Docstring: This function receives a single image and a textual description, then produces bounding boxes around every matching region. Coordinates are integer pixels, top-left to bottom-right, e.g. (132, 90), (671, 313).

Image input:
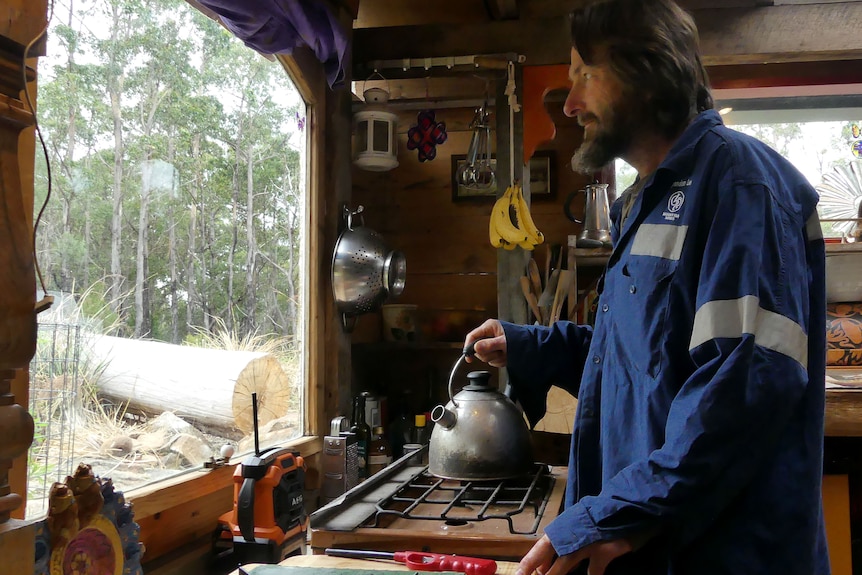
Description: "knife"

(325, 548), (498, 575)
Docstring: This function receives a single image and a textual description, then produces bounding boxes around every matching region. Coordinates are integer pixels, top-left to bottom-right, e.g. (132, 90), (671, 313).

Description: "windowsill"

(129, 434), (321, 507)
(129, 434), (322, 564)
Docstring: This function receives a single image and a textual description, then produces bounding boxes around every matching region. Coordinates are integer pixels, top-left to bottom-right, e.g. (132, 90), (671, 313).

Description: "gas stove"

(310, 446), (567, 560)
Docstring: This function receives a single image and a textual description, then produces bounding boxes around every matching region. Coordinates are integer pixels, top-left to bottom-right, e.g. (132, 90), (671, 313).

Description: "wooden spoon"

(520, 276), (543, 324)
(527, 258), (543, 297)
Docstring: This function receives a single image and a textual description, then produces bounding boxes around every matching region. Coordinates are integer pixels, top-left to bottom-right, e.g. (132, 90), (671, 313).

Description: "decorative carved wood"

(522, 65), (569, 164)
(0, 44), (37, 524)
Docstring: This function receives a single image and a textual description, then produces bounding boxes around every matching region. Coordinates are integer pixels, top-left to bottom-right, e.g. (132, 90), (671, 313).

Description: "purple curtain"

(197, 0), (349, 88)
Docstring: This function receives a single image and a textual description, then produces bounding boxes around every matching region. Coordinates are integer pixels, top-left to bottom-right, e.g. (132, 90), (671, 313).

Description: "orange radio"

(214, 394), (307, 565)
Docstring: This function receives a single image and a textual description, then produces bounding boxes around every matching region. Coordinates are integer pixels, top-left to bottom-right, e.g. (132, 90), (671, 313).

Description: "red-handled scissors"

(325, 548), (498, 575)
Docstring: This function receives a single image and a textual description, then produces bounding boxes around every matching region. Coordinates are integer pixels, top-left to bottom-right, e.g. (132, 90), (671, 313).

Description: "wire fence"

(27, 322), (81, 517)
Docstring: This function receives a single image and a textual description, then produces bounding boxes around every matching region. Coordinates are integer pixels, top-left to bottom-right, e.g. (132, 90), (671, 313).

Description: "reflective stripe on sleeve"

(689, 295), (808, 368)
(805, 211), (823, 241)
(630, 224), (688, 260)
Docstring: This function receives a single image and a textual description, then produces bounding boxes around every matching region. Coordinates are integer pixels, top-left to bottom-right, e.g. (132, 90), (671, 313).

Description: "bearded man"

(465, 1), (829, 574)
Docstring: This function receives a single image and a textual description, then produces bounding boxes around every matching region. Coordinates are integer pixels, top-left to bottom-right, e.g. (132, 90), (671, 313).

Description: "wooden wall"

(348, 91), (600, 416)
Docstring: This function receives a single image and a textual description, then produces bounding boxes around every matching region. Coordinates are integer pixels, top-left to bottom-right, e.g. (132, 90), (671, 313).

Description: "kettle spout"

(431, 404), (457, 430)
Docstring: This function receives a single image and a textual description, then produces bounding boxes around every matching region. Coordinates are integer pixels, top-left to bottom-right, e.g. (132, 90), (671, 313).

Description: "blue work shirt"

(504, 110), (829, 574)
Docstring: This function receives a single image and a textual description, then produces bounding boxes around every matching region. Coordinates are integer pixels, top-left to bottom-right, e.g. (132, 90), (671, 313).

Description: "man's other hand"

(516, 535), (634, 575)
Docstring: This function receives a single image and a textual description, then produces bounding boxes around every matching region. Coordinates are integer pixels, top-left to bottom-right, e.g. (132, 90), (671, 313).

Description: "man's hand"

(465, 319), (508, 367)
(516, 535), (634, 575)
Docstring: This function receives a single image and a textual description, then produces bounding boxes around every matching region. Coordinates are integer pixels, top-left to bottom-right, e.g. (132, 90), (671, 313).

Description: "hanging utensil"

(456, 104), (496, 191)
(331, 204), (406, 331)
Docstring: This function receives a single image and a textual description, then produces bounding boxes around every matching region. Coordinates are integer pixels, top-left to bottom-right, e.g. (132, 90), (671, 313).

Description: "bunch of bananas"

(489, 184), (545, 250)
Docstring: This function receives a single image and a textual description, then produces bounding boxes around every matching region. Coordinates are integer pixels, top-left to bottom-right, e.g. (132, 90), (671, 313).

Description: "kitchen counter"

(233, 554), (521, 574)
(825, 369), (862, 436)
(826, 388), (862, 436)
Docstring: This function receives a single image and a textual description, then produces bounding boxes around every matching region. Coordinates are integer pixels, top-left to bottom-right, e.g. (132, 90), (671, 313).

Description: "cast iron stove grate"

(368, 463), (554, 535)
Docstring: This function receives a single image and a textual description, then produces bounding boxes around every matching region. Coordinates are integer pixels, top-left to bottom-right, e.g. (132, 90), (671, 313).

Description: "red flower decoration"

(406, 110), (448, 162)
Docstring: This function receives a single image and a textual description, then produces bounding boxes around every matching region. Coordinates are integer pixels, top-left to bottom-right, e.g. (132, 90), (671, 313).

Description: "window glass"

(373, 119), (390, 152)
(28, 0), (307, 517)
(728, 119), (862, 238)
(614, 111), (862, 238)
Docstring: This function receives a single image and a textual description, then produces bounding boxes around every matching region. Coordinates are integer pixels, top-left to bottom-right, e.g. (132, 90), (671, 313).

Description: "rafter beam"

(353, 2), (862, 72)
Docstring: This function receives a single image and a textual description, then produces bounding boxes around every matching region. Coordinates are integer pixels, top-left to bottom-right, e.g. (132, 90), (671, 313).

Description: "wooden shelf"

(352, 341), (465, 352)
(826, 242), (862, 255)
(571, 247), (612, 267)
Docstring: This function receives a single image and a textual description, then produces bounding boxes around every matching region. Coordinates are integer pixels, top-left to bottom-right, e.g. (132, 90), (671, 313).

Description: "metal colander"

(332, 205), (406, 329)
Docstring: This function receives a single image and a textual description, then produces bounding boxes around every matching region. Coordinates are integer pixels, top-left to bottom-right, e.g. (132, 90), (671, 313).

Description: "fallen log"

(88, 335), (292, 434)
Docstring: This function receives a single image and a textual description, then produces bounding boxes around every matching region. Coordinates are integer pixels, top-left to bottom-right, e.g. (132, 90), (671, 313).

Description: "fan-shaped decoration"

(816, 160), (862, 236)
(406, 110), (447, 162)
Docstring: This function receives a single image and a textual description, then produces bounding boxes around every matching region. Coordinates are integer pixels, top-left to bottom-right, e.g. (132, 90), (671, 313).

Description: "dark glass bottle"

(389, 396), (414, 458)
(367, 426), (392, 476)
(350, 394), (372, 480)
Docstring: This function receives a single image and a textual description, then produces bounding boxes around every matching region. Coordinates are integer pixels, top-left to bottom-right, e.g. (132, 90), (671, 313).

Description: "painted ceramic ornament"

(34, 464), (144, 575)
(406, 110), (448, 162)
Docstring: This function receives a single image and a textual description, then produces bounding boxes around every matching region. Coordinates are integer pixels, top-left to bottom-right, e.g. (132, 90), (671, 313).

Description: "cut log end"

(232, 354), (292, 433)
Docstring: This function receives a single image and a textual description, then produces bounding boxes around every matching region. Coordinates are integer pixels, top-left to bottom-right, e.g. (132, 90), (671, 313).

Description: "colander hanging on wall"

(331, 204), (406, 331)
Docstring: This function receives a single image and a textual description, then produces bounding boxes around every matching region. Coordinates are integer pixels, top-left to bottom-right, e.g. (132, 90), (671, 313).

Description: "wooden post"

(0, 7), (46, 553)
(495, 66), (528, 326)
(0, 93), (37, 524)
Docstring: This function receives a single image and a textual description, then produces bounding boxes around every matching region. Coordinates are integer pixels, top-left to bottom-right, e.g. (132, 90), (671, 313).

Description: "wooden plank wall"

(348, 89), (599, 411)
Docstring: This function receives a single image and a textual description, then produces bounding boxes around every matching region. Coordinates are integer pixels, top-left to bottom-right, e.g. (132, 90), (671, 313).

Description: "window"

(28, 0), (310, 517)
(717, 98), (862, 237)
(613, 98), (862, 238)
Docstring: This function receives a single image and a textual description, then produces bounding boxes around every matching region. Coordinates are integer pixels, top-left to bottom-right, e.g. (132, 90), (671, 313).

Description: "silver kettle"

(564, 182), (613, 248)
(429, 348), (534, 481)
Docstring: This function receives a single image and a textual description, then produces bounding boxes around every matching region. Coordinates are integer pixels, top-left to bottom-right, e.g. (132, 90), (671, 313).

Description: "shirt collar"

(653, 109), (723, 178)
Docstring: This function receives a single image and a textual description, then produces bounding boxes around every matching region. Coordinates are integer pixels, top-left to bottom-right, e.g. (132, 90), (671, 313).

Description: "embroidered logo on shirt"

(668, 191), (685, 212)
(663, 190), (685, 221)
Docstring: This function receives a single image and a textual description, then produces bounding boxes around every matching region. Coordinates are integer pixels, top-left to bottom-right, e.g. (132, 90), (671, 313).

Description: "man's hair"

(570, 0), (714, 138)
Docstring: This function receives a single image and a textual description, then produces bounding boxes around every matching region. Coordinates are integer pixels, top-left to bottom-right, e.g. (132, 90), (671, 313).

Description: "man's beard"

(570, 99), (636, 175)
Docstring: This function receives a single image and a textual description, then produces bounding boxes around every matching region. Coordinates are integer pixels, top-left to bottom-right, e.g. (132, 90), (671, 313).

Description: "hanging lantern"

(353, 87), (399, 172)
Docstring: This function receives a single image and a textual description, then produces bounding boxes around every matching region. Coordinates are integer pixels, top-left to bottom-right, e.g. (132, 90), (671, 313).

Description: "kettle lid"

(462, 370), (494, 391)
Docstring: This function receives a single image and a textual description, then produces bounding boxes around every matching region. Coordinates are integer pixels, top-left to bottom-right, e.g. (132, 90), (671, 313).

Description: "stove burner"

(441, 518), (473, 532)
(367, 463), (554, 535)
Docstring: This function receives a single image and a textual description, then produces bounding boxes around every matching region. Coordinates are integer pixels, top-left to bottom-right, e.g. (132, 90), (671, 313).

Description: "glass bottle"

(410, 414), (429, 465)
(367, 426), (392, 476)
(350, 395), (371, 480)
(389, 397), (414, 458)
(413, 413), (429, 445)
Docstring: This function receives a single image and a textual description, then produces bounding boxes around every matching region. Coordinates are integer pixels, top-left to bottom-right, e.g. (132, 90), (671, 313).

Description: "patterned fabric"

(827, 302), (862, 365)
(503, 110), (828, 575)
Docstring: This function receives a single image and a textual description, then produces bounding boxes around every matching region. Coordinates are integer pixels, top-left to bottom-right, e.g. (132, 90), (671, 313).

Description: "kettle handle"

(564, 189), (583, 224)
(447, 341), (477, 407)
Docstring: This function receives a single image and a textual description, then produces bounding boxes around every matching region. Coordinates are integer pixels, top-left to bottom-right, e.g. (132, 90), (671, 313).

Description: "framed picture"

(451, 150), (556, 202)
(528, 150), (556, 199)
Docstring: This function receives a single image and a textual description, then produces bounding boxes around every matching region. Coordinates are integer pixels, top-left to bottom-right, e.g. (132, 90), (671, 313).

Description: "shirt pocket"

(614, 257), (678, 378)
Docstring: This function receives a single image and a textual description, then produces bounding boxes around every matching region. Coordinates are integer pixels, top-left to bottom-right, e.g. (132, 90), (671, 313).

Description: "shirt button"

(630, 285), (637, 294)
(592, 355), (600, 364)
(601, 303), (609, 312)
